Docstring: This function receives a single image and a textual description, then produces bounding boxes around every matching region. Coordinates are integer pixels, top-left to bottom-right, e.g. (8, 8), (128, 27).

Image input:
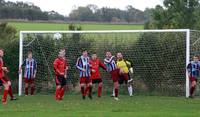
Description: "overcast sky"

(6, 0), (163, 16)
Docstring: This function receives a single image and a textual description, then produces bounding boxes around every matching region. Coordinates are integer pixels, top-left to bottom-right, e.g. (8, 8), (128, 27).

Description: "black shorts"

(55, 76), (66, 87)
(0, 80), (2, 86)
(118, 73), (131, 84)
(92, 79), (102, 84)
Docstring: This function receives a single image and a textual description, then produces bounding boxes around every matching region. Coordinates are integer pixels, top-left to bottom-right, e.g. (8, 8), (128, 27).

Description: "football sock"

(8, 86), (14, 98)
(25, 87), (28, 95)
(2, 90), (8, 103)
(128, 86), (133, 96)
(31, 86), (35, 95)
(114, 88), (118, 97)
(81, 86), (85, 96)
(98, 86), (102, 97)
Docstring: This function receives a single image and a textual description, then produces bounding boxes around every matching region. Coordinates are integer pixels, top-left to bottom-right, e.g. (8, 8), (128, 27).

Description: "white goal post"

(18, 29), (191, 97)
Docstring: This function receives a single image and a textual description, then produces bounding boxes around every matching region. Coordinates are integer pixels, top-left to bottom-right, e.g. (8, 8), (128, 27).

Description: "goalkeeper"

(115, 52), (134, 97)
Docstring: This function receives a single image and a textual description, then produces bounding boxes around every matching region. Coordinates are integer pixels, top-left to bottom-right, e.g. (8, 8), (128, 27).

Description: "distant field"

(8, 22), (144, 31)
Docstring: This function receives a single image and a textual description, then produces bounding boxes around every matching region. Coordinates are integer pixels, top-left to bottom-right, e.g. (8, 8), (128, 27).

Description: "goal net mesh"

(20, 31), (189, 96)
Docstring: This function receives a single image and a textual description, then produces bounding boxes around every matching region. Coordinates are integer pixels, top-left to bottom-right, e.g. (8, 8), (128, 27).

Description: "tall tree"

(146, 0), (200, 29)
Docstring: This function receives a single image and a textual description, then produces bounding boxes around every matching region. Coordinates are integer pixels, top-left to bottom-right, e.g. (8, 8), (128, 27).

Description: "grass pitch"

(0, 94), (199, 117)
(8, 22), (144, 31)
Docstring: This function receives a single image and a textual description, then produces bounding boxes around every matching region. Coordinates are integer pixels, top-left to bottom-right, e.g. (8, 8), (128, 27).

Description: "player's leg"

(111, 75), (123, 97)
(111, 69), (119, 100)
(30, 79), (35, 95)
(97, 79), (103, 97)
(86, 81), (93, 99)
(55, 76), (62, 101)
(7, 81), (16, 100)
(24, 78), (29, 96)
(127, 84), (133, 97)
(80, 77), (86, 99)
(60, 78), (67, 100)
(84, 78), (92, 99)
(0, 80), (2, 92)
(124, 73), (133, 97)
(189, 78), (197, 98)
(1, 79), (9, 104)
(113, 81), (119, 100)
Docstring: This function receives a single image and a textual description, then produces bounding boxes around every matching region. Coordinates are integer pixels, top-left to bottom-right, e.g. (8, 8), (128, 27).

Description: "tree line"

(0, 0), (65, 20)
(0, 0), (151, 23)
(69, 5), (149, 23)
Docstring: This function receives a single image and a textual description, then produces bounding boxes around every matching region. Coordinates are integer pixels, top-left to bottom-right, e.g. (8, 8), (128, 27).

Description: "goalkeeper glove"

(129, 67), (133, 74)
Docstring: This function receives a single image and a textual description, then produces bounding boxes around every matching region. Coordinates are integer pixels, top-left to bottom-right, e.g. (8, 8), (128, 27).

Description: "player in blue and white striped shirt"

(104, 51), (120, 101)
(76, 50), (92, 99)
(19, 51), (37, 96)
(187, 55), (200, 98)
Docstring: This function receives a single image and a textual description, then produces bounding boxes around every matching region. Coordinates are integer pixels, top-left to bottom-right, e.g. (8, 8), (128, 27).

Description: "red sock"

(98, 86), (102, 97)
(25, 87), (28, 95)
(31, 87), (35, 95)
(84, 87), (90, 96)
(81, 87), (85, 96)
(89, 86), (92, 95)
(115, 88), (118, 97)
(190, 86), (196, 96)
(8, 86), (14, 98)
(2, 90), (8, 103)
(60, 88), (65, 98)
(55, 88), (61, 100)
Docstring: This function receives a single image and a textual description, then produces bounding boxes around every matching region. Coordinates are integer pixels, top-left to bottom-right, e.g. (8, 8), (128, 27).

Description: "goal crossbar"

(20, 29), (190, 34)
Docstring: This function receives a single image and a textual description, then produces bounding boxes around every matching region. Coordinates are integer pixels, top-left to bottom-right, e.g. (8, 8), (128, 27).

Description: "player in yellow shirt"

(116, 52), (133, 96)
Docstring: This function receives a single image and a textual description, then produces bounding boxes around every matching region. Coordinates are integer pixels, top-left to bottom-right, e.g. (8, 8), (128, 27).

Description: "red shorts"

(80, 77), (92, 84)
(189, 77), (197, 82)
(110, 69), (120, 82)
(24, 78), (35, 84)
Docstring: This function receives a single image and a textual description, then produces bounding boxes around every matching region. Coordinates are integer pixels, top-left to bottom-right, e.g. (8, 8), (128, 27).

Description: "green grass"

(0, 94), (199, 117)
(8, 22), (144, 31)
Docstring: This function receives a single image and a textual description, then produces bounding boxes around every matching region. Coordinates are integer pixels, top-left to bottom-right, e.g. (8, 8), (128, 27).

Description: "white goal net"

(18, 30), (191, 97)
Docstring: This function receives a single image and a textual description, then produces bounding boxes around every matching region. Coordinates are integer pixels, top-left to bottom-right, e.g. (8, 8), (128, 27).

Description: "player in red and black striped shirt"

(53, 49), (69, 101)
(89, 52), (106, 97)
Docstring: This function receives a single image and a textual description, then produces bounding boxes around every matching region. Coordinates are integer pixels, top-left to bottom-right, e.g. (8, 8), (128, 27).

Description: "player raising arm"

(0, 49), (10, 104)
(187, 55), (200, 98)
(53, 49), (68, 101)
(19, 51), (37, 96)
(89, 52), (106, 97)
(116, 52), (133, 97)
(104, 51), (120, 101)
(76, 50), (92, 100)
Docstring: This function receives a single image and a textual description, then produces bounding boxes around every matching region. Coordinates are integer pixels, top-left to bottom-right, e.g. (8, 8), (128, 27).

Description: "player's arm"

(33, 60), (37, 78)
(0, 62), (4, 71)
(126, 60), (134, 74)
(99, 60), (107, 71)
(19, 60), (26, 73)
(89, 60), (95, 72)
(76, 58), (85, 72)
(64, 60), (69, 78)
(187, 62), (192, 77)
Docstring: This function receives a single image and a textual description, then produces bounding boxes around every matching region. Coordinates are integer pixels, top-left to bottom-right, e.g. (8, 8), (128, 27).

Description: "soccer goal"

(19, 29), (192, 97)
